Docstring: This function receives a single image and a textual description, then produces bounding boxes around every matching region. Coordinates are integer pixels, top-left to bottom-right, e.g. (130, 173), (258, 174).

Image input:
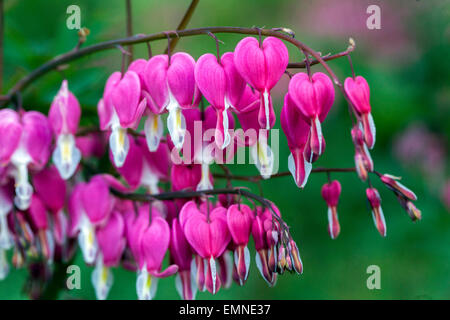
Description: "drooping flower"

(0, 110), (52, 210)
(234, 36), (289, 129)
(379, 173), (417, 201)
(48, 80), (82, 179)
(280, 93), (312, 188)
(92, 211), (126, 300)
(32, 165), (67, 245)
(351, 125), (373, 181)
(251, 207), (276, 286)
(321, 180), (342, 239)
(183, 203), (231, 294)
(131, 205), (178, 300)
(288, 72), (335, 156)
(28, 194), (54, 260)
(98, 70), (146, 167)
(169, 218), (197, 300)
(344, 76), (376, 149)
(366, 188), (386, 237)
(226, 204), (254, 285)
(143, 53), (200, 150)
(68, 175), (115, 264)
(195, 52), (246, 149)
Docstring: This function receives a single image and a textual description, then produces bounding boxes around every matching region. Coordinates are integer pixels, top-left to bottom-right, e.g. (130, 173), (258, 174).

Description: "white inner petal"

(77, 214), (98, 264)
(91, 255), (113, 300)
(53, 134), (81, 180)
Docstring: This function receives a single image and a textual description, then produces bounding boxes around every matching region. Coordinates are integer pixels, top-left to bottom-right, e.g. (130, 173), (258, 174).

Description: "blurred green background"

(1, 0), (449, 299)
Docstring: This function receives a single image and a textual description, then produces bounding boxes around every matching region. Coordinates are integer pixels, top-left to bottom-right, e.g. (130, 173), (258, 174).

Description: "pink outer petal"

(137, 138), (170, 181)
(184, 206), (230, 259)
(344, 76), (371, 114)
(48, 80), (81, 135)
(288, 72), (334, 121)
(96, 211), (126, 267)
(111, 135), (143, 190)
(171, 164), (202, 192)
(234, 37), (267, 91)
(29, 194), (48, 230)
(68, 183), (85, 237)
(128, 58), (148, 91)
(178, 200), (203, 229)
(143, 54), (169, 112)
(261, 37), (289, 89)
(167, 52), (197, 108)
(0, 109), (22, 165)
(150, 264), (178, 278)
(169, 218), (193, 271)
(221, 52), (246, 107)
(234, 86), (259, 114)
(110, 71), (143, 128)
(321, 180), (342, 207)
(195, 53), (227, 109)
(141, 215), (171, 272)
(226, 204), (254, 245)
(99, 72), (122, 130)
(22, 111), (52, 169)
(81, 175), (113, 225)
(280, 93), (310, 149)
(32, 165), (66, 213)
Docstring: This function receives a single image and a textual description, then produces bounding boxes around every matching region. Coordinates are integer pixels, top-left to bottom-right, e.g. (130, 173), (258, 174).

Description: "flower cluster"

(0, 34), (421, 300)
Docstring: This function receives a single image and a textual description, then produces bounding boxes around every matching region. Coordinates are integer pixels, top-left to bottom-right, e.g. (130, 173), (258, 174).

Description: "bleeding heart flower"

(226, 204), (254, 285)
(351, 125), (374, 181)
(98, 70), (146, 167)
(48, 80), (82, 179)
(143, 53), (200, 150)
(68, 175), (114, 264)
(136, 210), (178, 300)
(251, 208), (276, 286)
(366, 188), (386, 237)
(92, 211), (126, 300)
(288, 72), (334, 156)
(344, 76), (376, 149)
(183, 205), (230, 294)
(321, 180), (342, 239)
(32, 165), (67, 245)
(28, 194), (54, 260)
(169, 218), (197, 300)
(0, 110), (52, 211)
(234, 36), (289, 130)
(195, 52), (245, 149)
(281, 93), (312, 188)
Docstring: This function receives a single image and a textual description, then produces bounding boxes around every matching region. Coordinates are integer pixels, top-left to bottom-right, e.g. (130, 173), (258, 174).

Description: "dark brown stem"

(0, 26), (354, 106)
(125, 0), (133, 65)
(165, 0), (200, 54)
(110, 186), (283, 223)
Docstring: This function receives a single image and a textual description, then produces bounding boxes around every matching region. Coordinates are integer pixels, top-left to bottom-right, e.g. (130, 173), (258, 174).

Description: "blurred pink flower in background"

(393, 123), (446, 179)
(442, 181), (450, 212)
(289, 0), (421, 62)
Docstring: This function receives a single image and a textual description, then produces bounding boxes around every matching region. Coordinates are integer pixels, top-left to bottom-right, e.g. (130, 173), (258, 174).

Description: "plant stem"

(0, 26), (354, 106)
(125, 0), (133, 65)
(165, 0), (200, 54)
